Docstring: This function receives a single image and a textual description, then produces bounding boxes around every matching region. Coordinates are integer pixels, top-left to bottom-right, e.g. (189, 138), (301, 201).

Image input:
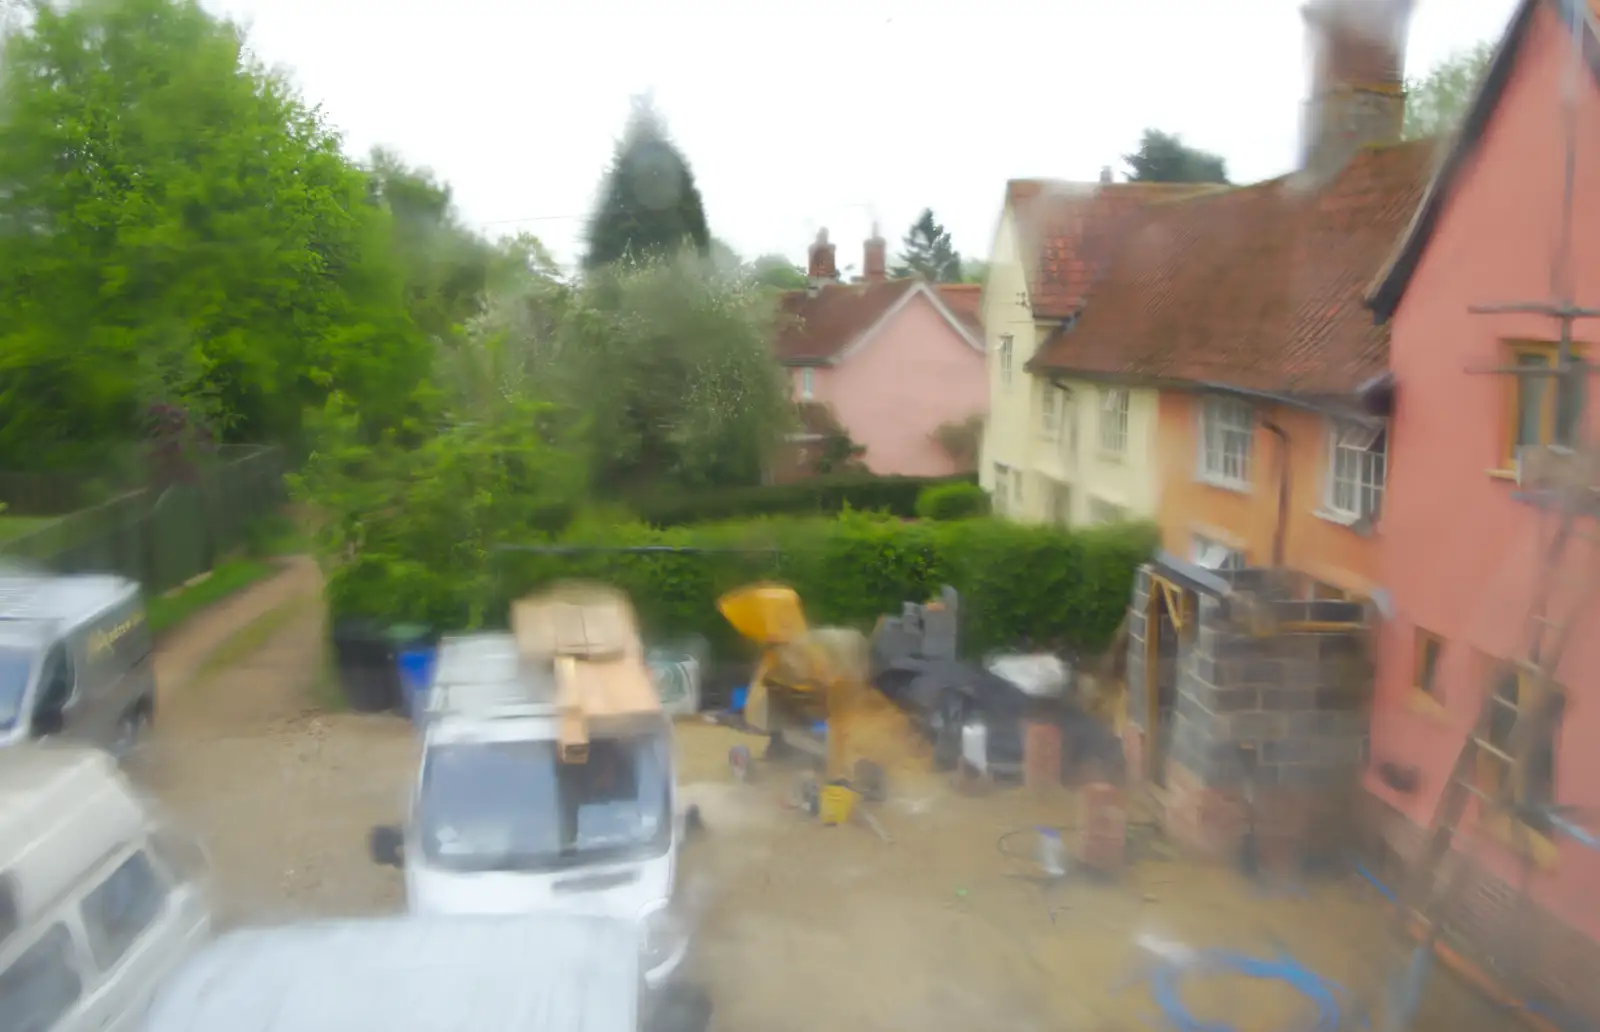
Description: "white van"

(368, 632), (693, 990)
(1, 744), (210, 1032)
(138, 913), (710, 1032)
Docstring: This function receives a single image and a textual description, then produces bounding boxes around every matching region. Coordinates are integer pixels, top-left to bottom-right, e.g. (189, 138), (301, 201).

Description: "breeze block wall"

(1125, 565), (1373, 866)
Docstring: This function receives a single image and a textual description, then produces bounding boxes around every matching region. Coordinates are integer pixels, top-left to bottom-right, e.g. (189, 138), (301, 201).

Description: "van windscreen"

(417, 732), (671, 873)
(0, 646), (33, 731)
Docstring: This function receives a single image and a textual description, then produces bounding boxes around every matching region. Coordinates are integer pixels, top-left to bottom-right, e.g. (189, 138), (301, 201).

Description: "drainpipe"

(1260, 418), (1291, 568)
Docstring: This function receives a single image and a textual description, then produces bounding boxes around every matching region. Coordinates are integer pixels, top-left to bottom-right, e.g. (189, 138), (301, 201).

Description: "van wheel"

(114, 706), (150, 758)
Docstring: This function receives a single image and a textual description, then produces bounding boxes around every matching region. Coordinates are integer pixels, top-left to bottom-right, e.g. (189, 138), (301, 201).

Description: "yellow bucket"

(818, 783), (859, 826)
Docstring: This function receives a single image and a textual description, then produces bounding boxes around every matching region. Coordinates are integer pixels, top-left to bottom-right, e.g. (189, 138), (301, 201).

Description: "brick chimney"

(1300, 0), (1414, 184)
(807, 228), (838, 289)
(863, 225), (887, 282)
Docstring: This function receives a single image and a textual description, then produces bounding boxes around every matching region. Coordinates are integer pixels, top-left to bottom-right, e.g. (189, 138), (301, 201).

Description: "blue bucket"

(729, 684), (749, 714)
(397, 646), (437, 726)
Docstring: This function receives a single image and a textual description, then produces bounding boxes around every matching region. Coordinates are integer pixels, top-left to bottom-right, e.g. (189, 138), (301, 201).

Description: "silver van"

(0, 569), (158, 755)
(1, 743), (212, 1032)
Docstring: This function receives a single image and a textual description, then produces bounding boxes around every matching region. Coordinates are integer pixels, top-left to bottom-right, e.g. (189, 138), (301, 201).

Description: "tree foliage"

(583, 98), (711, 271)
(364, 147), (495, 347)
(892, 209), (962, 282)
(1122, 129), (1229, 184)
(0, 0), (431, 469)
(1403, 41), (1494, 141)
(747, 254), (809, 291)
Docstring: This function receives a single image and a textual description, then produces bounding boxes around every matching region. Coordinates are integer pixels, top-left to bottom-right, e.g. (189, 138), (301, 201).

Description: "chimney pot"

(863, 224), (887, 282)
(807, 227), (838, 285)
(1100, 166), (1113, 184)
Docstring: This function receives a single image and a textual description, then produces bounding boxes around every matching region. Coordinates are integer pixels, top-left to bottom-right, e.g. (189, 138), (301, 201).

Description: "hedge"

(328, 512), (1159, 660)
(915, 481), (990, 520)
(624, 472), (977, 526)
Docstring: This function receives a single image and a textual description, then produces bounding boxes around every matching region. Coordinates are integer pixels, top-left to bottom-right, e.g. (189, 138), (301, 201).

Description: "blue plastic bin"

(397, 646), (438, 727)
(728, 684), (749, 714)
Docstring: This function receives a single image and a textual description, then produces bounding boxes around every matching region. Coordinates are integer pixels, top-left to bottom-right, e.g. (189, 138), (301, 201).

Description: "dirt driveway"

(130, 563), (1512, 1032)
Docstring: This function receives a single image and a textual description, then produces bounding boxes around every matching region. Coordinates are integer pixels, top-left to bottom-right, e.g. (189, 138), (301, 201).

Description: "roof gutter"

(1196, 382), (1389, 427)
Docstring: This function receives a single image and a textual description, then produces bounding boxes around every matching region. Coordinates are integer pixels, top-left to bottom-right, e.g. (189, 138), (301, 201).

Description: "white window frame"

(1089, 498), (1127, 524)
(1040, 384), (1059, 437)
(799, 368), (814, 400)
(1191, 533), (1245, 571)
(1197, 396), (1254, 490)
(1098, 387), (1129, 455)
(998, 334), (1014, 389)
(992, 462), (1011, 513)
(1049, 480), (1071, 525)
(1323, 419), (1387, 523)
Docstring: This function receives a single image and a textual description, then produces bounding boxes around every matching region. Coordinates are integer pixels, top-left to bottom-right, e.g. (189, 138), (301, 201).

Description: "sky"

(199, 0), (1521, 275)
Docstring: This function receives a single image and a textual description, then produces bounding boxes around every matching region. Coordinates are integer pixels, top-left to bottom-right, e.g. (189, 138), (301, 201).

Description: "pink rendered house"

(1362, 0), (1600, 1021)
(771, 229), (986, 479)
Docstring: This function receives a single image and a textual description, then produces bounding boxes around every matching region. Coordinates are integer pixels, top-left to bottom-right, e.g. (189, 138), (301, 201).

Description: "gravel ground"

(128, 563), (1514, 1032)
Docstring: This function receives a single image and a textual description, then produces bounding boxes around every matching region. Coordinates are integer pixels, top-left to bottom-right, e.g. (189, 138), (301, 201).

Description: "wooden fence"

(0, 446), (286, 594)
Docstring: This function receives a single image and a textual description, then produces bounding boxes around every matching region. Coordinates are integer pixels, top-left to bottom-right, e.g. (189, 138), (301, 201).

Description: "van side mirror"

(368, 825), (404, 868)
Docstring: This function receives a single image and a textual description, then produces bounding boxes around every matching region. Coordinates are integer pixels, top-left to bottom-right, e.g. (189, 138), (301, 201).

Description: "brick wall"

(1357, 790), (1600, 1026)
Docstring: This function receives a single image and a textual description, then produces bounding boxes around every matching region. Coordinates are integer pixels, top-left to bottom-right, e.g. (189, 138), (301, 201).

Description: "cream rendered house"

(978, 176), (1206, 525)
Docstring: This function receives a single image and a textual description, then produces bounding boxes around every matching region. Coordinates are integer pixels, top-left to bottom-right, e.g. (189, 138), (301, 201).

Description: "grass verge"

(193, 597), (305, 682)
(0, 515), (51, 542)
(148, 559), (277, 635)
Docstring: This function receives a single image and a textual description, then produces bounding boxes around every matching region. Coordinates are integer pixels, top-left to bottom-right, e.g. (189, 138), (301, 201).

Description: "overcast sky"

(201, 0), (1518, 274)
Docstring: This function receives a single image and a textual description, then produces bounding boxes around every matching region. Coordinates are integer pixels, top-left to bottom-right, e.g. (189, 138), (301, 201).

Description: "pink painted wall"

(790, 291), (987, 476)
(1372, 4), (1600, 940)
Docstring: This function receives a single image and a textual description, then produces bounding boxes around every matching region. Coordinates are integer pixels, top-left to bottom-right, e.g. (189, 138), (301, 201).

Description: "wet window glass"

(0, 923), (81, 1032)
(81, 850), (167, 969)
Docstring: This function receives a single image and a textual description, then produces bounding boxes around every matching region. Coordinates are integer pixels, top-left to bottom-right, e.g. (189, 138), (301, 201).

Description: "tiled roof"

(1031, 139), (1440, 395)
(1006, 179), (1225, 320)
(934, 283), (983, 337)
(774, 280), (919, 363)
(774, 279), (980, 363)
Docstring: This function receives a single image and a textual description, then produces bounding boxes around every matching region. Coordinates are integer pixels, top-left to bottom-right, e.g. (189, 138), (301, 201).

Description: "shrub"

(629, 473), (977, 526)
(915, 481), (990, 520)
(328, 511), (1159, 658)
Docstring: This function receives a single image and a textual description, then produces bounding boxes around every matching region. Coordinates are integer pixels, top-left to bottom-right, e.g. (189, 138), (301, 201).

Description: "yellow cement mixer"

(717, 582), (924, 783)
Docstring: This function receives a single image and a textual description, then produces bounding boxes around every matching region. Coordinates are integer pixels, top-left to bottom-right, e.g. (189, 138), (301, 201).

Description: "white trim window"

(799, 368), (814, 400)
(1098, 388), (1129, 454)
(1040, 384), (1059, 437)
(1192, 534), (1245, 571)
(992, 462), (1011, 514)
(1198, 396), (1254, 489)
(1049, 480), (1071, 525)
(1089, 498), (1127, 524)
(1324, 420), (1387, 521)
(998, 334), (1014, 389)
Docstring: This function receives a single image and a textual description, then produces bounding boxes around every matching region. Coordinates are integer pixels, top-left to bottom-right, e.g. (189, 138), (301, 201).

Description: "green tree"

(583, 97), (712, 271)
(468, 254), (791, 492)
(365, 147), (495, 347)
(892, 209), (962, 282)
(747, 254), (809, 290)
(960, 258), (990, 284)
(1123, 129), (1229, 184)
(1404, 41), (1494, 140)
(0, 0), (430, 468)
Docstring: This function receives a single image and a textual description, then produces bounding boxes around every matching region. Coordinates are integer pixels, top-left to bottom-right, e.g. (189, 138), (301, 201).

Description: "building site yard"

(127, 560), (1512, 1032)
